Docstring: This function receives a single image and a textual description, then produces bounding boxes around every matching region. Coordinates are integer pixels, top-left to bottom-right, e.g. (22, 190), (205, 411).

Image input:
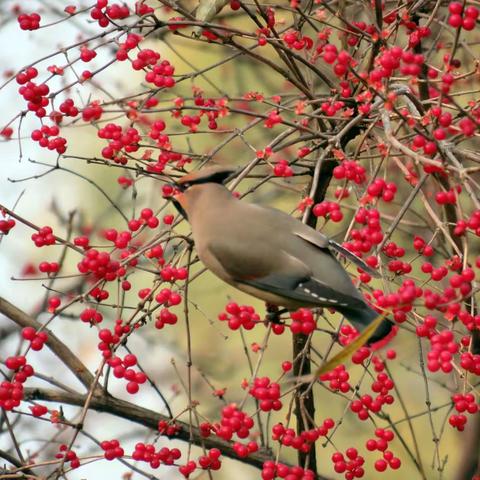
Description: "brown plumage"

(172, 165), (392, 344)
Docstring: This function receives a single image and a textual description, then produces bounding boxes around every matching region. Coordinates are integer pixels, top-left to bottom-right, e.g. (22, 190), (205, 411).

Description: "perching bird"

(171, 165), (392, 344)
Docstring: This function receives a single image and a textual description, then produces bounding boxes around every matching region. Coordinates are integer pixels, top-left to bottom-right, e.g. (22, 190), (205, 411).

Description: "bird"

(170, 165), (392, 345)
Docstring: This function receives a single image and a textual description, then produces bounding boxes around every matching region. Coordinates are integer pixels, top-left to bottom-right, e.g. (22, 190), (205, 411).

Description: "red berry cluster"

(5, 355), (34, 384)
(98, 123), (140, 161)
(350, 394), (385, 421)
(163, 214), (174, 225)
(98, 328), (121, 357)
(28, 403), (47, 418)
(455, 210), (480, 236)
(128, 208), (160, 231)
(159, 264), (188, 282)
(136, 2), (154, 15)
(59, 98), (79, 118)
(22, 327), (48, 351)
(413, 236), (434, 256)
(0, 380), (23, 411)
(264, 111), (283, 128)
(130, 48), (175, 89)
(312, 201), (343, 222)
(155, 308), (178, 329)
(383, 243), (412, 274)
(31, 125), (67, 154)
(249, 377), (282, 412)
(158, 419), (182, 436)
(56, 444), (80, 469)
(200, 421), (214, 437)
(1, 127), (13, 138)
(103, 228), (133, 248)
(371, 372), (395, 403)
(448, 2), (479, 30)
(101, 439), (124, 460)
(91, 0), (130, 28)
(290, 308), (316, 335)
(179, 461), (197, 478)
(272, 419), (334, 452)
(18, 13), (41, 30)
(416, 314), (437, 337)
(116, 33), (142, 60)
(366, 428), (395, 453)
(381, 287), (411, 319)
(400, 49), (427, 75)
(107, 354), (147, 394)
(344, 21), (376, 47)
(411, 132), (439, 157)
(273, 159), (293, 177)
(82, 101), (103, 122)
(282, 30), (313, 50)
(320, 100), (345, 116)
(352, 346), (371, 364)
(31, 226), (55, 247)
(132, 443), (181, 468)
(145, 59), (175, 88)
(333, 160), (366, 184)
(370, 47), (424, 83)
(422, 263), (448, 282)
(449, 393), (478, 431)
(38, 261), (59, 274)
(80, 308), (103, 325)
(460, 351), (480, 375)
(0, 218), (15, 235)
(191, 95), (226, 130)
(180, 115), (202, 132)
(48, 296), (61, 312)
(148, 119), (167, 146)
(435, 188), (458, 205)
(218, 302), (261, 331)
(261, 461), (315, 480)
(77, 249), (125, 281)
(154, 288), (182, 307)
(427, 329), (458, 373)
(373, 452), (401, 472)
(17, 73), (49, 118)
(449, 413), (467, 431)
(343, 208), (383, 257)
(320, 46), (355, 78)
(197, 448), (222, 469)
(89, 286), (109, 302)
(366, 179), (397, 202)
(383, 242), (405, 259)
(320, 365), (351, 393)
(80, 46), (96, 62)
(338, 324), (364, 346)
(232, 441), (259, 458)
(332, 448), (365, 479)
(214, 403), (254, 440)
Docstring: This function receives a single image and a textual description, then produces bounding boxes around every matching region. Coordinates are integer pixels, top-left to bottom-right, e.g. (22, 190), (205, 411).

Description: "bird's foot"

(264, 304), (288, 324)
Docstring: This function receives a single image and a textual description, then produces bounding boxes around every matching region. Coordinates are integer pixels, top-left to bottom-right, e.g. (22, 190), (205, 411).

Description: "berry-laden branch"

(21, 387), (332, 479)
(0, 297), (94, 390)
(1, 0), (480, 479)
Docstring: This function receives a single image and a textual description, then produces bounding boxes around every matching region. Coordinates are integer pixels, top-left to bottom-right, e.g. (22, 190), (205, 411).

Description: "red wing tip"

(369, 325), (399, 351)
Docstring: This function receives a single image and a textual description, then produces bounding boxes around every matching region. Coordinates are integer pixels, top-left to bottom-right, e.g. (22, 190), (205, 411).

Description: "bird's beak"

(170, 188), (188, 220)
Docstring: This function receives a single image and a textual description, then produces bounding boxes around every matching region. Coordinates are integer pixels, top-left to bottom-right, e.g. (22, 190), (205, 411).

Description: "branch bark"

(23, 387), (331, 479)
(0, 297), (94, 390)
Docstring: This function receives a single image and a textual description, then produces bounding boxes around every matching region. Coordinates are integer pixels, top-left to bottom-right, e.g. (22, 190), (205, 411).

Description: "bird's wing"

(293, 229), (380, 278)
(241, 271), (367, 308)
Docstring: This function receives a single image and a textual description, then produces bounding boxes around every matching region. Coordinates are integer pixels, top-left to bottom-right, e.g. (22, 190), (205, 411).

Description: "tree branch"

(0, 297), (94, 390)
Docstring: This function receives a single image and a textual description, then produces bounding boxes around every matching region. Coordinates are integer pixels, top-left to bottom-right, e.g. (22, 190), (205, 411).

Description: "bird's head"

(170, 165), (237, 219)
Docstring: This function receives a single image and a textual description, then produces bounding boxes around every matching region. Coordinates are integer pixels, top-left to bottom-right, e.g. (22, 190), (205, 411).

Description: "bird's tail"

(335, 304), (393, 345)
